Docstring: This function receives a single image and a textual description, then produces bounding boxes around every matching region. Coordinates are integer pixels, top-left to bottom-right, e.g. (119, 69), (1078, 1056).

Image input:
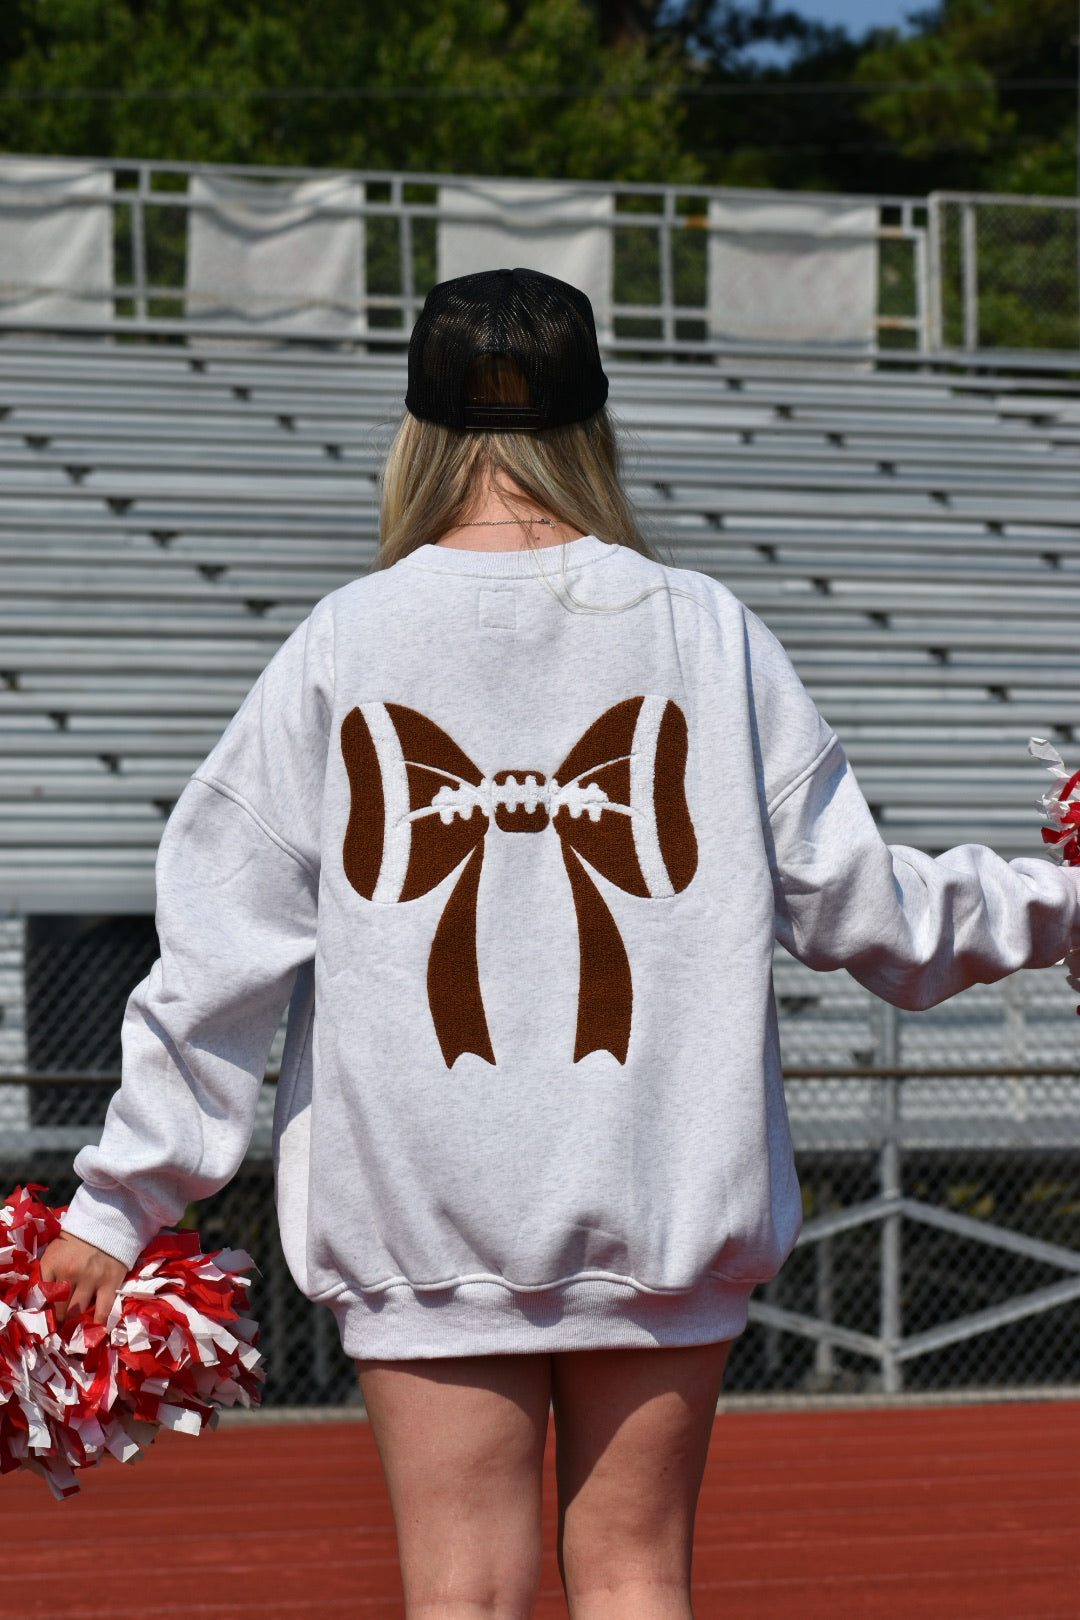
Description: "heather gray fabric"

(63, 536), (1080, 1357)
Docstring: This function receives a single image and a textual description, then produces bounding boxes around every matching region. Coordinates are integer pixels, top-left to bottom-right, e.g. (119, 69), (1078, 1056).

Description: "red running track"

(5, 1401), (1079, 1619)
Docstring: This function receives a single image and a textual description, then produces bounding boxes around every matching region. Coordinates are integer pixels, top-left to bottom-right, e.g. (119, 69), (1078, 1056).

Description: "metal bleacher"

(2, 335), (1080, 1083)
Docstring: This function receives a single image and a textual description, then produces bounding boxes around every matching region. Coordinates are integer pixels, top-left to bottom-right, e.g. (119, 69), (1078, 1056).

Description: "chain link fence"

(2, 915), (1078, 1402)
(930, 192), (1080, 352)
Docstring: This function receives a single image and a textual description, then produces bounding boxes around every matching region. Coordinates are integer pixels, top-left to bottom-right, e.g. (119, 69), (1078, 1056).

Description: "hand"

(1066, 947), (1080, 995)
(40, 1233), (128, 1327)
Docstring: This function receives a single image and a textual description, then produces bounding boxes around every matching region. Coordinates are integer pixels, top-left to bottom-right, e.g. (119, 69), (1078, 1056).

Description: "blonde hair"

(376, 355), (654, 568)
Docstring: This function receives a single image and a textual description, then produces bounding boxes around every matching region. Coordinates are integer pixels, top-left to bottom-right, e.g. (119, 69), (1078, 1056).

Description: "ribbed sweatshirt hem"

(332, 1273), (755, 1359)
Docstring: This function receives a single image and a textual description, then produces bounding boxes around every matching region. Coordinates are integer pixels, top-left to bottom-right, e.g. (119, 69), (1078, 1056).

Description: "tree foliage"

(851, 0), (1076, 192)
(0, 0), (1075, 194)
(855, 36), (1002, 161)
(0, 0), (697, 181)
(657, 0), (1078, 194)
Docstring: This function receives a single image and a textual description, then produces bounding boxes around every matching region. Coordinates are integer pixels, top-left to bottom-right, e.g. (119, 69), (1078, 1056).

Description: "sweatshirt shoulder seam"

(193, 772), (319, 881)
(767, 734), (842, 819)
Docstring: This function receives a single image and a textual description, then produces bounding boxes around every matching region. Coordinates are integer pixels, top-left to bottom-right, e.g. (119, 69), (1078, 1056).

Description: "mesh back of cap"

(405, 267), (609, 431)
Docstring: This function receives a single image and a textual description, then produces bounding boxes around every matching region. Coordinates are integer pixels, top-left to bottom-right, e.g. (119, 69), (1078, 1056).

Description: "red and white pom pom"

(1030, 738), (1080, 1014)
(1030, 737), (1080, 866)
(0, 1185), (264, 1499)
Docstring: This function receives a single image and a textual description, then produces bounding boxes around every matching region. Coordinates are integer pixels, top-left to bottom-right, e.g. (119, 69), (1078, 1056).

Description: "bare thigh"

(357, 1353), (551, 1619)
(356, 1339), (731, 1620)
(552, 1341), (732, 1619)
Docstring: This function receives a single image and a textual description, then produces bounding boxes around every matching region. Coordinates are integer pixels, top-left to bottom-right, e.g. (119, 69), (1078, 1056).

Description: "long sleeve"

(61, 780), (318, 1265)
(60, 607), (331, 1267)
(770, 737), (1080, 1009)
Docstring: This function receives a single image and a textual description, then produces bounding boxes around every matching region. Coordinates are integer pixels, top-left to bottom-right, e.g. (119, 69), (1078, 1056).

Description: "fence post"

(814, 1177), (836, 1384)
(263, 1223), (290, 1398)
(926, 194), (943, 350)
(313, 1299), (334, 1396)
(763, 1275), (782, 1375)
(912, 210), (931, 354)
(1003, 971), (1026, 1067)
(961, 201), (979, 351)
(393, 175), (415, 335)
(878, 1002), (903, 1393)
(660, 191), (675, 349)
(133, 164), (149, 324)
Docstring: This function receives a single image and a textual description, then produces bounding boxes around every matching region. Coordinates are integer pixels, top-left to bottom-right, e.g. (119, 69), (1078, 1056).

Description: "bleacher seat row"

(3, 340), (1080, 916)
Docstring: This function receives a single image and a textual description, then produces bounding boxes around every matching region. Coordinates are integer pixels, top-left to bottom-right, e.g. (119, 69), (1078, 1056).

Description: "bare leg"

(356, 1354), (552, 1620)
(551, 1340), (732, 1620)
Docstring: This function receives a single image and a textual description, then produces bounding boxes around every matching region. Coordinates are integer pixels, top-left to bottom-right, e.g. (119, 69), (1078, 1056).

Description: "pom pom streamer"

(1030, 737), (1080, 866)
(0, 1185), (263, 1499)
(1029, 738), (1080, 1014)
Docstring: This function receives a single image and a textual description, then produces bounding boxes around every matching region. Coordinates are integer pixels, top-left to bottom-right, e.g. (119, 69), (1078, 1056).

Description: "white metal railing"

(0, 152), (928, 355)
(758, 1061), (1080, 1393)
(12, 158), (1080, 365)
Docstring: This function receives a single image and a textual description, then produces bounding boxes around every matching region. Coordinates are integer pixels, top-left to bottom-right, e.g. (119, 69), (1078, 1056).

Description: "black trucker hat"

(405, 267), (609, 432)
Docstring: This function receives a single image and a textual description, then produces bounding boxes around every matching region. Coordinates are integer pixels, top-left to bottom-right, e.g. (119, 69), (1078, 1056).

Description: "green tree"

(0, 0), (699, 182)
(651, 0), (1080, 195)
(648, 0), (894, 193)
(3, 0), (1077, 196)
(852, 0), (1077, 193)
(854, 33), (1005, 161)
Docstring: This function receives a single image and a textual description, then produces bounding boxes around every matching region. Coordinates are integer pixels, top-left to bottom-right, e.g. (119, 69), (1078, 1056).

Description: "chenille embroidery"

(341, 697), (697, 1067)
(340, 706), (384, 901)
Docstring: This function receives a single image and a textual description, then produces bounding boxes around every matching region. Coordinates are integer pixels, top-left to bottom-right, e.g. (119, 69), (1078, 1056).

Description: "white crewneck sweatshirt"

(63, 537), (1080, 1357)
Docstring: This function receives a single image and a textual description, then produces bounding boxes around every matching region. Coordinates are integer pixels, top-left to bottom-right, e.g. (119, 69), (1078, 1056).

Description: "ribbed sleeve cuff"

(61, 1182), (159, 1269)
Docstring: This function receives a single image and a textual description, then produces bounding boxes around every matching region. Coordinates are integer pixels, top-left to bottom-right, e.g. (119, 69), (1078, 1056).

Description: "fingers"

(93, 1283), (119, 1327)
(39, 1236), (126, 1330)
(56, 1277), (118, 1328)
(38, 1248), (62, 1284)
(64, 1281), (95, 1326)
(65, 1258), (124, 1327)
(39, 1250), (73, 1325)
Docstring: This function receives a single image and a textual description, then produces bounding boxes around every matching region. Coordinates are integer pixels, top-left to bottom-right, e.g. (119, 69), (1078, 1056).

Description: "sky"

(784, 0), (915, 34)
(737, 0), (916, 67)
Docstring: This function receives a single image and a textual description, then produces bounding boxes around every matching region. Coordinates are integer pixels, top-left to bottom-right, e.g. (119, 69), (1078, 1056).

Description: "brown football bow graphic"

(341, 697), (697, 1067)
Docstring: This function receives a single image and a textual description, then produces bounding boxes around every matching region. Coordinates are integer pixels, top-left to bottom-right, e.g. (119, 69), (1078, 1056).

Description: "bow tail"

(427, 844), (496, 1068)
(560, 845), (632, 1065)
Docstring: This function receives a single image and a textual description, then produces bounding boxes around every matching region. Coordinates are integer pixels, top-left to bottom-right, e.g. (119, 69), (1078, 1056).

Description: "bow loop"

(553, 696), (649, 898)
(342, 702), (488, 904)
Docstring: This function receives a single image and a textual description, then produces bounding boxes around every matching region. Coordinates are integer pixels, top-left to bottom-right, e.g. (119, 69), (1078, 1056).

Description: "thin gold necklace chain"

(452, 516), (556, 528)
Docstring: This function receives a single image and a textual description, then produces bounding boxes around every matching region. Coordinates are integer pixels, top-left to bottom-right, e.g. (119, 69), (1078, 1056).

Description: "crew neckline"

(400, 534), (617, 577)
